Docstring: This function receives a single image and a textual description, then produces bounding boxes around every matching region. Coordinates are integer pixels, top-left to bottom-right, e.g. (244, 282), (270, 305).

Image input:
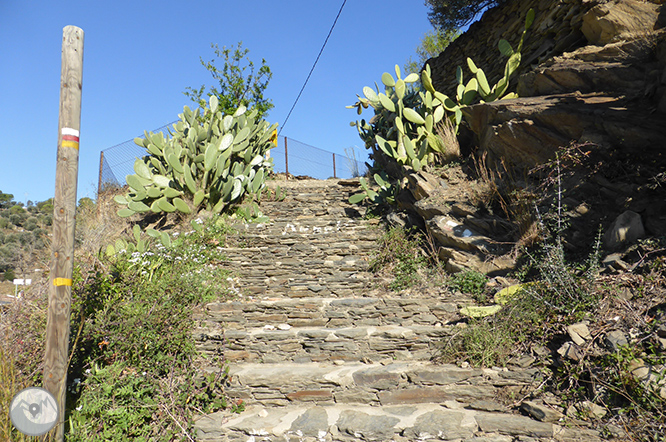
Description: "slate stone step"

(195, 324), (455, 364)
(196, 297), (462, 330)
(194, 403), (602, 442)
(230, 219), (380, 239)
(205, 361), (542, 409)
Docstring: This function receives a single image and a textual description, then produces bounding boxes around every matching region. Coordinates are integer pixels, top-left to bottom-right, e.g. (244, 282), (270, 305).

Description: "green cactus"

(104, 224), (172, 257)
(349, 171), (397, 206)
(116, 95), (278, 218)
(349, 8), (534, 175)
(467, 7), (535, 102)
(348, 65), (447, 172)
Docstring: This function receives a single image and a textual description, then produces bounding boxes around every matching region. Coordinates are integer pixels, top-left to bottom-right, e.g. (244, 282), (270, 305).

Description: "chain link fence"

(98, 122), (368, 193)
(98, 121), (176, 192)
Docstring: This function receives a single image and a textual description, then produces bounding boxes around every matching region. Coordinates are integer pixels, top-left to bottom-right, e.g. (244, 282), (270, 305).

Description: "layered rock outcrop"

(409, 0), (666, 274)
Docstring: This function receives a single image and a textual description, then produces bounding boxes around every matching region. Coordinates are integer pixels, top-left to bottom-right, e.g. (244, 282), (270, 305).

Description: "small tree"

(404, 28), (459, 76)
(184, 41), (273, 119)
(425, 0), (503, 31)
(0, 192), (14, 209)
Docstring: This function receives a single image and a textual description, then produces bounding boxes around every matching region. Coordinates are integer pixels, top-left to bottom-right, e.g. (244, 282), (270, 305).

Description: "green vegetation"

(1, 202), (242, 441)
(426, 0), (503, 31)
(348, 171), (397, 206)
(348, 8), (533, 194)
(369, 226), (431, 291)
(115, 96), (278, 218)
(0, 191), (54, 279)
(348, 66), (454, 173)
(185, 41), (273, 119)
(448, 269), (487, 300)
(404, 28), (459, 79)
(66, 218), (238, 440)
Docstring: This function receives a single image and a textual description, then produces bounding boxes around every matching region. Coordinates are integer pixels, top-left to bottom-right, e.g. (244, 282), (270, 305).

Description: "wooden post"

(332, 153), (336, 178)
(284, 136), (289, 176)
(44, 25), (84, 442)
(97, 150), (104, 196)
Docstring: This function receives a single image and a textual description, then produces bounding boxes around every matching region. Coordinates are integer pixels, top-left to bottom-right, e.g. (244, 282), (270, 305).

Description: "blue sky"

(0, 0), (434, 204)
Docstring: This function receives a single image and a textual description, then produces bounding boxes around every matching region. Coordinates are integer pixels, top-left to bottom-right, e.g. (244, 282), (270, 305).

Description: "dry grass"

(471, 151), (539, 250)
(76, 186), (133, 261)
(0, 284), (51, 441)
(434, 118), (461, 162)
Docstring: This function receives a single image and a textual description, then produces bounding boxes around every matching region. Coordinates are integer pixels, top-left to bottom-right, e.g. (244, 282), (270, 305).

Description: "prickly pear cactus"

(115, 96), (278, 217)
(347, 64), (453, 172)
(348, 8), (534, 174)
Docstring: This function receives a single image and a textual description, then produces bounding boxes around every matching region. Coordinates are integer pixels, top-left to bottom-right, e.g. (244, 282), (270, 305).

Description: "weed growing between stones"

(369, 226), (431, 291)
(555, 341), (666, 441)
(549, 254), (666, 441)
(0, 213), (240, 441)
(448, 269), (487, 301)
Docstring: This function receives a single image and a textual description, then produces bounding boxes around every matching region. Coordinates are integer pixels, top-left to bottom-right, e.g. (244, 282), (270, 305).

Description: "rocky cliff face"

(410, 0), (666, 275)
(427, 0), (663, 99)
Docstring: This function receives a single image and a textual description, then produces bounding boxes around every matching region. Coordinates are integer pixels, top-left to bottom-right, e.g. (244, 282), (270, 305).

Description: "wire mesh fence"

(98, 122), (368, 193)
(98, 121), (176, 192)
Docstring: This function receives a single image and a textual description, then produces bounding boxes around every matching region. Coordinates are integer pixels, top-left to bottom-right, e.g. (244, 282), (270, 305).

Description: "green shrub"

(2, 268), (15, 281)
(63, 215), (238, 440)
(448, 270), (487, 299)
(8, 214), (21, 227)
(370, 226), (428, 291)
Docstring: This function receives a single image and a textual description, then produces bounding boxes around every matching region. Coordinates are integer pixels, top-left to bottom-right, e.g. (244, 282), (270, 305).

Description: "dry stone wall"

(427, 0), (598, 98)
(427, 0), (664, 99)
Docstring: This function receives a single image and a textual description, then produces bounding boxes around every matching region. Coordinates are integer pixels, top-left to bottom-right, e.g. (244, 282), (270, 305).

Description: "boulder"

(603, 210), (645, 250)
(427, 216), (496, 255)
(517, 45), (653, 98)
(404, 168), (443, 201)
(521, 400), (565, 423)
(439, 248), (515, 277)
(581, 0), (661, 45)
(605, 330), (629, 351)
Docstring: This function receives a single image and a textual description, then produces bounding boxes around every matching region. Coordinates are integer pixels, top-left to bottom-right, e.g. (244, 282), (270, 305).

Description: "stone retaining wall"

(427, 0), (597, 97)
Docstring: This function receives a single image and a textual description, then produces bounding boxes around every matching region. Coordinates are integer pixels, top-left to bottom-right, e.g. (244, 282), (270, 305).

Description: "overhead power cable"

(278, 0), (347, 135)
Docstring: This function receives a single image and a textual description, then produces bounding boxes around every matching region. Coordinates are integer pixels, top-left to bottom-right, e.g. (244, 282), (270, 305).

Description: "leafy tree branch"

(184, 42), (274, 119)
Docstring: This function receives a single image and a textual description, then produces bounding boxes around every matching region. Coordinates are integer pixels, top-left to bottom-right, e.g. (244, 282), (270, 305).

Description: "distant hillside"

(0, 191), (56, 287)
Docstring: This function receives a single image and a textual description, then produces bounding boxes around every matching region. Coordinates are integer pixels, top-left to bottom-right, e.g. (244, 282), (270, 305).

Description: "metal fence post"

(332, 153), (336, 178)
(284, 136), (289, 175)
(97, 150), (104, 196)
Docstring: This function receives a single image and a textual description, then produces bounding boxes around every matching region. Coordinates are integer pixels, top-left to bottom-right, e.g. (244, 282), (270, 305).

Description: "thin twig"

(160, 403), (196, 442)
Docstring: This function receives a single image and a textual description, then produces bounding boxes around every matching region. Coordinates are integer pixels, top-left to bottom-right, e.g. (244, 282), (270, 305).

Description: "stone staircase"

(192, 179), (601, 442)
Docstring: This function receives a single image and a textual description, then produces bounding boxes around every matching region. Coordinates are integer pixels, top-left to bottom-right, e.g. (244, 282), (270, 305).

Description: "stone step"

(220, 282), (374, 299)
(195, 324), (455, 364)
(194, 403), (602, 442)
(259, 192), (358, 204)
(224, 234), (380, 252)
(264, 178), (359, 189)
(230, 218), (380, 238)
(205, 361), (542, 409)
(222, 248), (375, 263)
(196, 297), (463, 331)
